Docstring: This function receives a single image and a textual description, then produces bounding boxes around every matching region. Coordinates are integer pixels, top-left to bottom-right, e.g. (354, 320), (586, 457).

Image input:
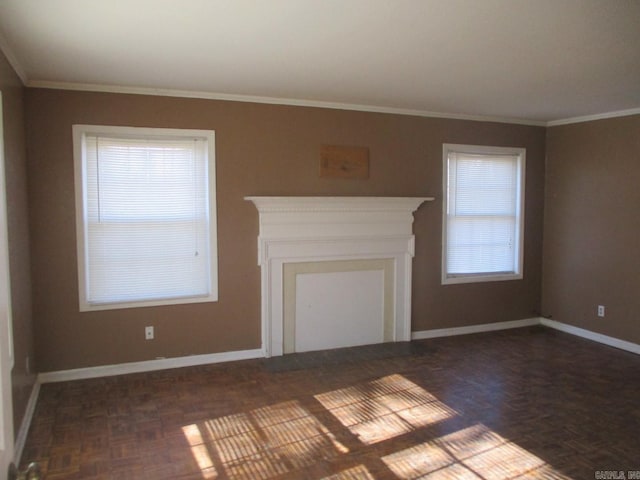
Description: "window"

(442, 144), (525, 284)
(73, 125), (217, 311)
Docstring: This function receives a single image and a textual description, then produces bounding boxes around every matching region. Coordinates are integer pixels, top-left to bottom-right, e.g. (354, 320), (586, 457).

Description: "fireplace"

(245, 196), (432, 356)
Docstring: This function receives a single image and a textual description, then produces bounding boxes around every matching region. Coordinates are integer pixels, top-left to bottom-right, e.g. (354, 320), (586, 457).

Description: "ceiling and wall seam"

(0, 27), (637, 128)
(0, 29), (27, 85)
(24, 79), (640, 128)
(545, 108), (640, 127)
(25, 79), (547, 127)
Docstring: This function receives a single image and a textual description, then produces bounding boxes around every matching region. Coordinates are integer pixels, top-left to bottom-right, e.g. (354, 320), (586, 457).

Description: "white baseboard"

(32, 320), (640, 384)
(412, 316), (640, 356)
(14, 380), (40, 465)
(540, 318), (640, 355)
(411, 317), (540, 340)
(38, 348), (265, 384)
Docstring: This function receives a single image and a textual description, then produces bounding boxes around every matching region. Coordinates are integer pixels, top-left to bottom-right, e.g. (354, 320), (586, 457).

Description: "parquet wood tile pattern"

(21, 326), (640, 479)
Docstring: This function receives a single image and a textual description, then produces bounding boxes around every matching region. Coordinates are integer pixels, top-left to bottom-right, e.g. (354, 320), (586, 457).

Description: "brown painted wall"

(25, 88), (546, 372)
(0, 51), (36, 434)
(543, 115), (640, 344)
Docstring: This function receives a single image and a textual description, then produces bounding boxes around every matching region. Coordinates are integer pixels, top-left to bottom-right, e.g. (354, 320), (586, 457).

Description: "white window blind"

(443, 144), (525, 284)
(74, 126), (217, 310)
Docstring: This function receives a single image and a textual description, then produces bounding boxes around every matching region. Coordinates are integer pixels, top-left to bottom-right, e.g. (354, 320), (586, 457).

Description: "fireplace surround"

(245, 196), (432, 356)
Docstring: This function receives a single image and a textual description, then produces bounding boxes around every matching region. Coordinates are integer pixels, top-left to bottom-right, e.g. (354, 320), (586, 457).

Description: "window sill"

(79, 293), (218, 312)
(442, 272), (523, 285)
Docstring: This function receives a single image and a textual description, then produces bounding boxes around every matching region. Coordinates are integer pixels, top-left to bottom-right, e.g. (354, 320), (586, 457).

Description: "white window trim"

(442, 143), (525, 285)
(73, 124), (218, 311)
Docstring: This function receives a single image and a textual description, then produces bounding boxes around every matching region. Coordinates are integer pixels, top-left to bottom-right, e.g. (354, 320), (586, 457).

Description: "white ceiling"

(0, 0), (639, 125)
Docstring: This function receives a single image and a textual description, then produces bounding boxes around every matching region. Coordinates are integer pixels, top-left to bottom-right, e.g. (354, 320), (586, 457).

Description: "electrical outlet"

(597, 305), (605, 317)
(145, 326), (154, 340)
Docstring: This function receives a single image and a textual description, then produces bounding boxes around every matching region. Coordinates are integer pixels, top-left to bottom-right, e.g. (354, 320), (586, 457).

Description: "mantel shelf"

(245, 196), (434, 213)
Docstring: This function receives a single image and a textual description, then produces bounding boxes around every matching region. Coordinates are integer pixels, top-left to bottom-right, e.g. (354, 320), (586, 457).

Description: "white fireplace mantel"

(245, 196), (433, 356)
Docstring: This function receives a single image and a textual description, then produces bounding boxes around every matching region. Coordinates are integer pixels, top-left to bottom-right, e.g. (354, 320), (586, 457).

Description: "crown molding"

(547, 107), (640, 126)
(20, 80), (640, 128)
(0, 29), (28, 85)
(26, 79), (547, 126)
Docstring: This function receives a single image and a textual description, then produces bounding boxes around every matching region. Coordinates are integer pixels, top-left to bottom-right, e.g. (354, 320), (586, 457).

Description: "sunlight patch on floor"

(381, 423), (572, 479)
(183, 375), (570, 480)
(182, 399), (348, 479)
(182, 423), (218, 479)
(315, 373), (457, 444)
(320, 464), (376, 479)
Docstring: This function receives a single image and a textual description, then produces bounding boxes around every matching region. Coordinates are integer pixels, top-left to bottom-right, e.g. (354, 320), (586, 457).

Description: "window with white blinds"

(442, 144), (525, 284)
(73, 125), (217, 311)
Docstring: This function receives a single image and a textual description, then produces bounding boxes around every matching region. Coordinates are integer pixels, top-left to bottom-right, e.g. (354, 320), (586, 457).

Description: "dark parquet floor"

(20, 326), (640, 479)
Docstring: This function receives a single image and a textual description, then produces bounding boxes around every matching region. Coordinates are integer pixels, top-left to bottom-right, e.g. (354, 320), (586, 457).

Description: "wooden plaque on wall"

(320, 145), (369, 179)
